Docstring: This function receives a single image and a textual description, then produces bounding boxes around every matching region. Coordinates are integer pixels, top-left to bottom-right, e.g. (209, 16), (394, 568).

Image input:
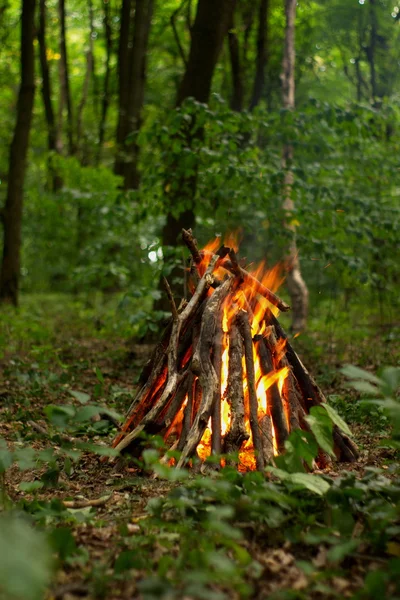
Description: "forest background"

(0, 1), (400, 599)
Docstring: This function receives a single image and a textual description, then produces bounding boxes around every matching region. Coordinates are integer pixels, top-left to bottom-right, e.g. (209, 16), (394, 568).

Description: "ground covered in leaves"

(0, 294), (399, 600)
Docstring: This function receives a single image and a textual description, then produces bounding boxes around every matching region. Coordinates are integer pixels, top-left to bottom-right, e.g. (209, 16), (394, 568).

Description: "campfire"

(111, 229), (358, 471)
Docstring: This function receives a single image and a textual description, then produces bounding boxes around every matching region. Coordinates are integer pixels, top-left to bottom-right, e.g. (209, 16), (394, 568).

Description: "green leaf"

(285, 429), (319, 470)
(380, 367), (400, 396)
(74, 405), (101, 422)
(19, 481), (44, 493)
(0, 438), (13, 473)
(44, 405), (75, 429)
(306, 406), (334, 456)
(322, 403), (353, 437)
(349, 380), (380, 395)
(95, 367), (105, 384)
(14, 447), (37, 470)
(327, 539), (359, 563)
(0, 515), (53, 600)
(341, 365), (381, 386)
(69, 390), (91, 404)
(269, 468), (331, 495)
(49, 526), (77, 561)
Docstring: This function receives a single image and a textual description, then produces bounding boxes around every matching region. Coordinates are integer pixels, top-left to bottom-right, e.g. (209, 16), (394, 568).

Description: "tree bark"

(37, 0), (62, 191)
(366, 0), (378, 101)
(249, 0), (269, 111)
(76, 0), (95, 162)
(0, 0), (36, 306)
(114, 0), (131, 178)
(228, 13), (243, 112)
(281, 0), (309, 333)
(58, 0), (74, 155)
(159, 0), (236, 308)
(96, 0), (113, 165)
(114, 0), (154, 190)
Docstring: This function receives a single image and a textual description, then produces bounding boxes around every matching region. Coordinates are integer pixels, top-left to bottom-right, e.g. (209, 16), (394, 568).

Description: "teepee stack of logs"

(110, 229), (358, 471)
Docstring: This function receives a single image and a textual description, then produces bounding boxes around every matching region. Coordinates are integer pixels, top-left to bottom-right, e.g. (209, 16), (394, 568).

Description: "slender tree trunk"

(125, 0), (154, 189)
(282, 0), (308, 332)
(37, 0), (62, 191)
(114, 0), (154, 190)
(366, 0), (378, 101)
(58, 0), (74, 155)
(249, 0), (269, 111)
(76, 0), (95, 162)
(0, 0), (36, 306)
(97, 0), (113, 165)
(115, 0), (132, 177)
(228, 14), (243, 112)
(242, 3), (256, 72)
(158, 0), (236, 308)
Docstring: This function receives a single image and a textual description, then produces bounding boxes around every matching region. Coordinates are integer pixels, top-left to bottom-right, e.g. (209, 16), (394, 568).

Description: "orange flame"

(189, 234), (291, 469)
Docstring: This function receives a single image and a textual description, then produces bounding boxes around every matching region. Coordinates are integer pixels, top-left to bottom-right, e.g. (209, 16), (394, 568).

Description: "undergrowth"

(0, 294), (399, 600)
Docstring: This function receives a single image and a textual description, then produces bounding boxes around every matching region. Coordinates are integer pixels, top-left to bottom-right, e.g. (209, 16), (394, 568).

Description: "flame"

(189, 234), (291, 469)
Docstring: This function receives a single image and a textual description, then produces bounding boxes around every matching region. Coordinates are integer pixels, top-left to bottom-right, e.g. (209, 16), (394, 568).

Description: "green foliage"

(343, 364), (400, 443)
(0, 514), (53, 600)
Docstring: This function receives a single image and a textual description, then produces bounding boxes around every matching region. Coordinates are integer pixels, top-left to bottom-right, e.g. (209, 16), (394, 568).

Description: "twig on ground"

(62, 493), (113, 509)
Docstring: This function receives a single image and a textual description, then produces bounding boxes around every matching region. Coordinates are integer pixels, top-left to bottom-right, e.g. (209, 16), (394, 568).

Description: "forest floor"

(0, 293), (399, 600)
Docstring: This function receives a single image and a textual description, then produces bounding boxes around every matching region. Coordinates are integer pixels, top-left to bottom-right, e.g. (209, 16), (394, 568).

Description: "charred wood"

(238, 310), (264, 471)
(223, 321), (249, 460)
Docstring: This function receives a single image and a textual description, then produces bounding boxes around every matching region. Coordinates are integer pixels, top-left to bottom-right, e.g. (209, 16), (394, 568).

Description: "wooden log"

(177, 373), (195, 452)
(221, 260), (290, 312)
(181, 227), (289, 312)
(266, 310), (358, 461)
(255, 335), (289, 452)
(227, 248), (243, 281)
(161, 370), (191, 431)
(259, 414), (274, 465)
(282, 372), (302, 432)
(237, 310), (265, 472)
(136, 298), (188, 391)
(223, 321), (249, 460)
(162, 276), (178, 320)
(112, 300), (193, 448)
(113, 255), (220, 455)
(176, 278), (233, 468)
(182, 228), (202, 264)
(211, 315), (224, 457)
(332, 427), (359, 462)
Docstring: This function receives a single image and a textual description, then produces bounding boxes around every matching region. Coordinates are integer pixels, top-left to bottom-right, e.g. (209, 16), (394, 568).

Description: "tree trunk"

(115, 0), (154, 190)
(366, 0), (378, 101)
(249, 0), (269, 111)
(37, 0), (62, 191)
(97, 0), (113, 165)
(115, 0), (132, 177)
(0, 0), (36, 306)
(228, 13), (243, 112)
(76, 0), (95, 162)
(58, 0), (74, 155)
(282, 0), (308, 332)
(159, 0), (236, 308)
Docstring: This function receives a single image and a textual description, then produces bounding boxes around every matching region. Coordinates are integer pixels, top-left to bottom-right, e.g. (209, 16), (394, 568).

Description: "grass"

(0, 291), (399, 600)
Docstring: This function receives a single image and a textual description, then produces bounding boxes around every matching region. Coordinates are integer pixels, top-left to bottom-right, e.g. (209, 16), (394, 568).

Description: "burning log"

(211, 317), (224, 456)
(111, 229), (358, 471)
(238, 310), (265, 471)
(182, 228), (290, 312)
(260, 415), (274, 465)
(223, 321), (249, 460)
(255, 333), (289, 453)
(113, 254), (219, 455)
(176, 278), (233, 468)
